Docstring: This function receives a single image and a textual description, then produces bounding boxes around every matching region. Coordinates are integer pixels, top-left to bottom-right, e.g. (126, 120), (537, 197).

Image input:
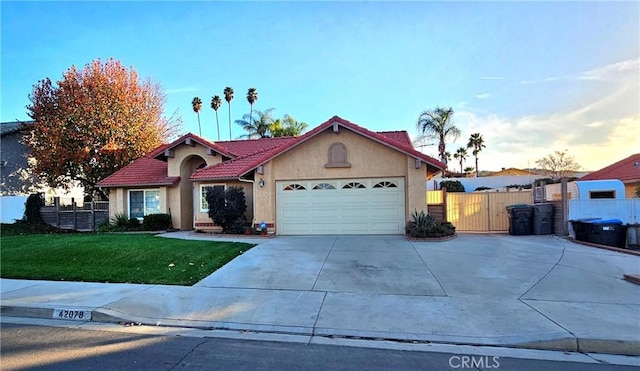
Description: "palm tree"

(453, 147), (468, 174)
(223, 87), (234, 140)
(271, 114), (308, 137)
(464, 166), (475, 177)
(246, 88), (258, 128)
(467, 133), (486, 177)
(416, 107), (460, 166)
(211, 95), (222, 141)
(191, 97), (202, 136)
(236, 108), (275, 138)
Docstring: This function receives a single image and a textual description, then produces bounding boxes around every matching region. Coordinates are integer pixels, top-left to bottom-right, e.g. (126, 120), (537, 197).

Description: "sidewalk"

(1, 233), (639, 356)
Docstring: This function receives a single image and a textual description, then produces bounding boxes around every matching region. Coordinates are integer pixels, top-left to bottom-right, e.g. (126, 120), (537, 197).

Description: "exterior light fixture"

(259, 178), (265, 188)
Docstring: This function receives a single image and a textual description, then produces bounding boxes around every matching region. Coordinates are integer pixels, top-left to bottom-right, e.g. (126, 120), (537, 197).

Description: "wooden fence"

(41, 197), (109, 231)
(427, 190), (533, 232)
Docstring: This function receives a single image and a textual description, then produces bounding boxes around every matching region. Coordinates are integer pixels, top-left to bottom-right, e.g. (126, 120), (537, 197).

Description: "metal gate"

(428, 190), (533, 232)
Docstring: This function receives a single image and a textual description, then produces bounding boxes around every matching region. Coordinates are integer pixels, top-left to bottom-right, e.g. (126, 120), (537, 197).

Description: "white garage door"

(276, 178), (405, 235)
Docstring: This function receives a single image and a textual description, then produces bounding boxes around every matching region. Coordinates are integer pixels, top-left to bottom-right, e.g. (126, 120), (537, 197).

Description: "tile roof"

(217, 137), (297, 157)
(579, 153), (640, 183)
(97, 157), (180, 187)
(377, 131), (413, 146)
(148, 132), (236, 159)
(101, 115), (446, 185)
(191, 116), (445, 180)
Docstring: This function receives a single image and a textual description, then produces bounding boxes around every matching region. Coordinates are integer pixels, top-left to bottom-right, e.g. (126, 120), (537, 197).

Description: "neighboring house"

(490, 167), (538, 177)
(1, 121), (37, 223)
(0, 121), (83, 223)
(1, 121), (35, 196)
(579, 153), (640, 198)
(97, 116), (444, 235)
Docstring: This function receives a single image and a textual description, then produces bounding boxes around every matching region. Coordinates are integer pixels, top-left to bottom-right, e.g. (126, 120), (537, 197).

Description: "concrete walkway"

(1, 233), (639, 355)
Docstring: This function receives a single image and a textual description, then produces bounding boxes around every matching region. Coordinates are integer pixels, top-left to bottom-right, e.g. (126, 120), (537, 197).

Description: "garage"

(276, 178), (405, 235)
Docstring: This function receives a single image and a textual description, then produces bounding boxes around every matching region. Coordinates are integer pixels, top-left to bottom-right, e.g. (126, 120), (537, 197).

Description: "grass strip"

(0, 233), (254, 286)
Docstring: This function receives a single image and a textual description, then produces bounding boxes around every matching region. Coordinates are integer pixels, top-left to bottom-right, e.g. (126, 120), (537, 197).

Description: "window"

(201, 184), (226, 211)
(128, 190), (160, 219)
(342, 182), (366, 189)
(373, 181), (398, 188)
(590, 191), (615, 199)
(313, 183), (336, 190)
(283, 184), (306, 191)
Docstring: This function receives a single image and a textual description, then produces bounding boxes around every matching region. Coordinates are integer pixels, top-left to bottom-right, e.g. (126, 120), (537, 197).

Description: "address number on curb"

(53, 309), (92, 321)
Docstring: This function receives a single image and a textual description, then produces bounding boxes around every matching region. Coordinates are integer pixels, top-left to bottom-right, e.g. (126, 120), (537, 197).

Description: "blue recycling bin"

(571, 218), (601, 242)
(585, 219), (625, 248)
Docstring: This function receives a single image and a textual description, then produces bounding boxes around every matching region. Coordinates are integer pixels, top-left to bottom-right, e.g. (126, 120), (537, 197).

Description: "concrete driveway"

(195, 234), (638, 301)
(190, 233), (640, 354)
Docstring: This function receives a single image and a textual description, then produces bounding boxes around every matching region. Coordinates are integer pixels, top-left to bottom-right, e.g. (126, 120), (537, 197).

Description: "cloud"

(519, 59), (640, 85)
(579, 59), (639, 81)
(165, 86), (198, 94)
(457, 61), (639, 171)
(480, 76), (503, 80)
(474, 93), (491, 99)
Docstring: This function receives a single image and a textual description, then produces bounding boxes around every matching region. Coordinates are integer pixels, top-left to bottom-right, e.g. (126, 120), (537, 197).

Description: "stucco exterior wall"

(253, 128), (428, 230)
(167, 143), (223, 177)
(406, 156), (429, 217)
(625, 183), (639, 198)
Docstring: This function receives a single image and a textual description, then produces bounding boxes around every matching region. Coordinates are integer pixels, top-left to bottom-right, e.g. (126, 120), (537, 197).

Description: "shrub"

(97, 218), (113, 232)
(506, 184), (532, 190)
(440, 180), (465, 192)
(474, 186), (492, 191)
(111, 213), (130, 229)
(408, 209), (456, 238)
(207, 186), (247, 233)
(143, 213), (172, 231)
(24, 193), (44, 225)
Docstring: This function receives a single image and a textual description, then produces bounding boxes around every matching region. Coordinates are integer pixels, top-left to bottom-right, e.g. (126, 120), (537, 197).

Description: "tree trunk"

(215, 112), (220, 141)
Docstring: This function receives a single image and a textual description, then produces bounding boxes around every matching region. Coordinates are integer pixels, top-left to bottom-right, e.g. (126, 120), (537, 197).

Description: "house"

(490, 167), (537, 177)
(97, 116), (445, 235)
(0, 121), (85, 223)
(579, 153), (640, 198)
(1, 121), (34, 197)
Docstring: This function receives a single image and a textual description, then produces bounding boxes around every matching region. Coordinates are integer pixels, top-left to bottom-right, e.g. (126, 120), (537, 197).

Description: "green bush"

(143, 213), (172, 231)
(96, 218), (113, 232)
(207, 186), (247, 234)
(440, 180), (465, 192)
(111, 213), (130, 228)
(474, 186), (492, 191)
(24, 194), (44, 225)
(128, 217), (141, 228)
(407, 209), (456, 238)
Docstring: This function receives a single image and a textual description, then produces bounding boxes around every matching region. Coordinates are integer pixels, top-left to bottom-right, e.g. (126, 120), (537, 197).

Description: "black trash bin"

(583, 219), (625, 248)
(532, 203), (554, 235)
(570, 218), (601, 242)
(506, 204), (532, 235)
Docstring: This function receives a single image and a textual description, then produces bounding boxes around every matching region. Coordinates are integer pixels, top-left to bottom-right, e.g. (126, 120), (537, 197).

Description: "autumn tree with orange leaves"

(25, 58), (180, 199)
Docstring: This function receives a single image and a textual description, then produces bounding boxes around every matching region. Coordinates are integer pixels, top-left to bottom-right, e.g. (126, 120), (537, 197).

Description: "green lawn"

(0, 231), (254, 286)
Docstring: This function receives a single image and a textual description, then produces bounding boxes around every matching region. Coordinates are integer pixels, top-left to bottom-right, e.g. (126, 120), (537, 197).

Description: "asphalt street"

(1, 321), (638, 371)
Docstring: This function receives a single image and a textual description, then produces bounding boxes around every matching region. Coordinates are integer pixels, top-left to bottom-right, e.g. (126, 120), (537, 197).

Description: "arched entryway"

(179, 155), (206, 230)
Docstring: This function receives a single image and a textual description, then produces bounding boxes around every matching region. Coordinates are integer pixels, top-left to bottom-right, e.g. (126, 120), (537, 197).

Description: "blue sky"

(2, 1), (638, 171)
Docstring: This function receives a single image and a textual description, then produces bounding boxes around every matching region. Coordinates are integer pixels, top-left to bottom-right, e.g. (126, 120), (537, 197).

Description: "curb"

(3, 304), (638, 356)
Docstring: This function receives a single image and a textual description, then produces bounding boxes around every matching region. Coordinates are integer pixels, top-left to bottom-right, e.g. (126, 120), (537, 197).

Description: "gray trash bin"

(506, 204), (533, 235)
(532, 203), (554, 235)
